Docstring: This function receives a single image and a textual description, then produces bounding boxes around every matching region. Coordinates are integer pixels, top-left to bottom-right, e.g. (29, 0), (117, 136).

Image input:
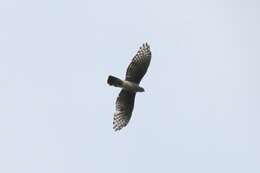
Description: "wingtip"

(113, 124), (123, 131)
(142, 42), (150, 49)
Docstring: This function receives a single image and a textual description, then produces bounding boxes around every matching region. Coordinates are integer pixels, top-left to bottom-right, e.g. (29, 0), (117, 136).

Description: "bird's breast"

(122, 81), (143, 92)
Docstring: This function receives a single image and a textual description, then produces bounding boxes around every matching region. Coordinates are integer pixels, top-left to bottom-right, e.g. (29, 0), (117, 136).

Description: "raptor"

(107, 43), (152, 131)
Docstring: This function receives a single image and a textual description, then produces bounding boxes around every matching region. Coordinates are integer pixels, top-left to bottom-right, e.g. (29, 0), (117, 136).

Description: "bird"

(107, 43), (152, 131)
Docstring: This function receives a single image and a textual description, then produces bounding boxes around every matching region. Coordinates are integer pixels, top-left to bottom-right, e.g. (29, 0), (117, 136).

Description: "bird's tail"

(107, 75), (123, 87)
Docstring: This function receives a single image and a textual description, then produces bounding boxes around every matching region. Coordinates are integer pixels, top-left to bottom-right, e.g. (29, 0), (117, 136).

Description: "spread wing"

(113, 89), (136, 131)
(125, 43), (151, 84)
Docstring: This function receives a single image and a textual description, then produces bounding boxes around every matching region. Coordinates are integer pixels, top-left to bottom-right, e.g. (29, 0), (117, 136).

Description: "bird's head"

(138, 87), (145, 92)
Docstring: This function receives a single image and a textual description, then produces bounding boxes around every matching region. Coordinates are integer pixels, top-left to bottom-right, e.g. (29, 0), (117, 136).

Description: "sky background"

(0, 0), (260, 172)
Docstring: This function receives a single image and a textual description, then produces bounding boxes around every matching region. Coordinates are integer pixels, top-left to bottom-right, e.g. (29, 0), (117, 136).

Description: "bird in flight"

(107, 43), (152, 131)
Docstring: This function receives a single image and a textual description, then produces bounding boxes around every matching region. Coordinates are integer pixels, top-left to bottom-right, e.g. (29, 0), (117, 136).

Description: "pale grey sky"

(0, 0), (259, 172)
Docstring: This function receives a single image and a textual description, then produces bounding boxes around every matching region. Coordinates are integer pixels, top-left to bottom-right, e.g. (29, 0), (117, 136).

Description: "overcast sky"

(0, 0), (259, 172)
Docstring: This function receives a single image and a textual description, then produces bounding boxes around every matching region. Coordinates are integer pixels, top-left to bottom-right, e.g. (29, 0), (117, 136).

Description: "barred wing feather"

(125, 43), (151, 84)
(113, 90), (136, 131)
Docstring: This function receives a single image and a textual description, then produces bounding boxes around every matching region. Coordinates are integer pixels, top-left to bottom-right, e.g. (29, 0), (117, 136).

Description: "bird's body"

(107, 75), (144, 92)
(122, 80), (144, 92)
(107, 43), (151, 131)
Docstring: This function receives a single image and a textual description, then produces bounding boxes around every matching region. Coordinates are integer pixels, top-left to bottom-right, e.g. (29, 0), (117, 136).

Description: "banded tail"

(107, 75), (123, 87)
